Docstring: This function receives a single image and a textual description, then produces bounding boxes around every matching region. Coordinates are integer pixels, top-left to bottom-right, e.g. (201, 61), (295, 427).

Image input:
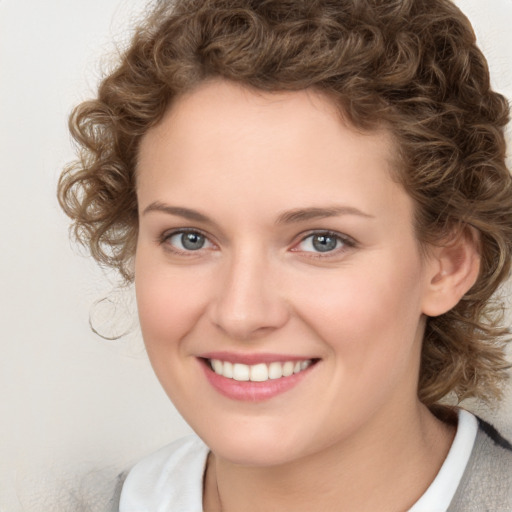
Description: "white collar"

(408, 408), (478, 512)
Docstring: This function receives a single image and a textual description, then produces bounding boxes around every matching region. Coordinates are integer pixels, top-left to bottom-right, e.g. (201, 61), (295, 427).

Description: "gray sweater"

(447, 417), (512, 511)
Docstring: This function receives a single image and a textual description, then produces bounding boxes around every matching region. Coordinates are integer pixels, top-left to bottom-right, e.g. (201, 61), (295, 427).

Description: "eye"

(162, 230), (214, 252)
(294, 232), (354, 254)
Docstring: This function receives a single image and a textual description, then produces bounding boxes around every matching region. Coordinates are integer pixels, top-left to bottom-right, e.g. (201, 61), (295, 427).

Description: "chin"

(212, 443), (299, 467)
(199, 424), (316, 467)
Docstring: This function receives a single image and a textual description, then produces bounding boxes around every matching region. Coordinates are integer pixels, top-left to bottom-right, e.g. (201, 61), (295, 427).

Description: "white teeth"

(282, 361), (295, 377)
(223, 361), (233, 378)
(209, 358), (314, 382)
(268, 362), (283, 379)
(250, 363), (268, 382)
(212, 359), (223, 374)
(233, 363), (250, 381)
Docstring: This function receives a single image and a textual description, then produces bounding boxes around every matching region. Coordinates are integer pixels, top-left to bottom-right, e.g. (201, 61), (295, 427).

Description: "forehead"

(136, 80), (409, 224)
(139, 79), (395, 152)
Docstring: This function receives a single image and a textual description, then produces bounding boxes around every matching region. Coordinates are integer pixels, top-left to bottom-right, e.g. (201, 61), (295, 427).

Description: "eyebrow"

(142, 202), (373, 224)
(142, 202), (211, 223)
(275, 206), (374, 224)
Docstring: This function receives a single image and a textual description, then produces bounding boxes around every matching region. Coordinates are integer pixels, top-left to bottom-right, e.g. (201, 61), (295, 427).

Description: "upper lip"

(199, 351), (318, 365)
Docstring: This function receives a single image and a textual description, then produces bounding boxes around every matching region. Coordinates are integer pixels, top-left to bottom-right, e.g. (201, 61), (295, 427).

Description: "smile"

(208, 359), (314, 382)
(200, 354), (319, 401)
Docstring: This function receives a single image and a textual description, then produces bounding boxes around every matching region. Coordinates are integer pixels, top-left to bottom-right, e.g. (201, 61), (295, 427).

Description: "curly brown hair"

(58, 0), (512, 406)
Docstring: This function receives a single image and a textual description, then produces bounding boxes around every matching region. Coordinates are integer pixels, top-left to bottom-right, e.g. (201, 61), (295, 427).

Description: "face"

(135, 80), (435, 467)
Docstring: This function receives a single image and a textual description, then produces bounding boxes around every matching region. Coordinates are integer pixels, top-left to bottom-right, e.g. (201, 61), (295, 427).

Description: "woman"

(59, 0), (512, 510)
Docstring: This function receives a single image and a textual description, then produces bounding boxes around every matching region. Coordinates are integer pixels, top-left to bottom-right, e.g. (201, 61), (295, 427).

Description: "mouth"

(206, 358), (316, 382)
(198, 354), (320, 401)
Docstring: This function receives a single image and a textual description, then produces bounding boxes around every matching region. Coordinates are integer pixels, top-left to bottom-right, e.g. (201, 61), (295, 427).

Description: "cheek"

(134, 253), (207, 352)
(295, 262), (427, 420)
(293, 256), (426, 364)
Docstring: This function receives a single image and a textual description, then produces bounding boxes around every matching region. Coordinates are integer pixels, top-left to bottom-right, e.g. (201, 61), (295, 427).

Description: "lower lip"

(200, 360), (316, 402)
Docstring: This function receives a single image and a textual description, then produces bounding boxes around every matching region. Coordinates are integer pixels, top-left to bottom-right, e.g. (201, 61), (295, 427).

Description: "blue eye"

(296, 232), (348, 253)
(165, 231), (213, 252)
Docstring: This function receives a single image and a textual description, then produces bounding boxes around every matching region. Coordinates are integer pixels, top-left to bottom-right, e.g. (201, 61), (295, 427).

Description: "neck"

(203, 402), (455, 512)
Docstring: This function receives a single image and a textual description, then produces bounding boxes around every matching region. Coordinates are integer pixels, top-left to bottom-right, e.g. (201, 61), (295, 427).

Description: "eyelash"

(159, 228), (216, 255)
(158, 229), (357, 258)
(291, 231), (356, 258)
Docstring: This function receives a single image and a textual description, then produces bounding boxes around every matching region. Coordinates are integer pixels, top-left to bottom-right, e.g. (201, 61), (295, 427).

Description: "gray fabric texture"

(447, 418), (512, 512)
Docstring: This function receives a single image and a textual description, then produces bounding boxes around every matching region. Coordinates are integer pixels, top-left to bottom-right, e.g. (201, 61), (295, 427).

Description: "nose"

(208, 247), (290, 341)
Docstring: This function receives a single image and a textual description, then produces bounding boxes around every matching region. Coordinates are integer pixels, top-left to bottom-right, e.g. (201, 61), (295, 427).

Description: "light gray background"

(0, 1), (511, 511)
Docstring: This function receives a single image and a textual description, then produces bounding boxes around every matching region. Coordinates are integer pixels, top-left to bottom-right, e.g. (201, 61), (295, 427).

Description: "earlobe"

(421, 227), (481, 317)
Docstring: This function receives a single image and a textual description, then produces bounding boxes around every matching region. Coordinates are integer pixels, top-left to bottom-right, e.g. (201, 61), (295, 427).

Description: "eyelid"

(290, 230), (357, 256)
(158, 228), (217, 254)
(157, 227), (357, 257)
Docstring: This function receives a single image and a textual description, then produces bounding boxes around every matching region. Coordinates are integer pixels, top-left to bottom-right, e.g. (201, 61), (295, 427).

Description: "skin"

(135, 80), (479, 511)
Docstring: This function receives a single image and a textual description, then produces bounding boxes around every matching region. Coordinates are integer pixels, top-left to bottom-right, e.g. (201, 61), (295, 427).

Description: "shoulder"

(448, 416), (512, 512)
(118, 434), (209, 512)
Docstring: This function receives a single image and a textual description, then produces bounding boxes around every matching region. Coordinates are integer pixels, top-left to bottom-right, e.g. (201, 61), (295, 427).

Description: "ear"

(421, 227), (481, 317)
